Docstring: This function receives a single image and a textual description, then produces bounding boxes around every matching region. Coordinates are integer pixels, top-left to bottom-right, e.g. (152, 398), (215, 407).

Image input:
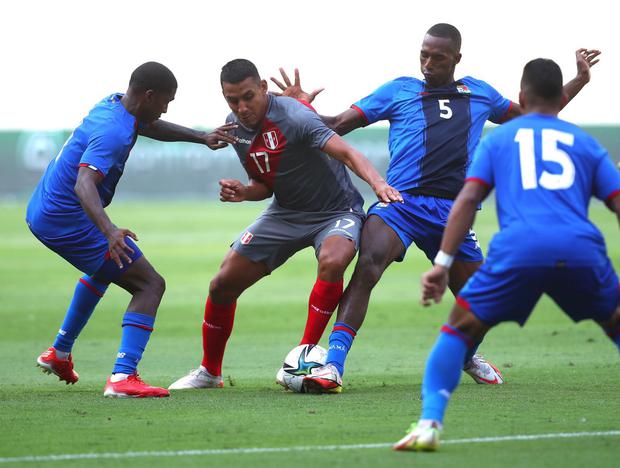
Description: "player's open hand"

(270, 68), (324, 103)
(420, 265), (449, 306)
(205, 123), (239, 150)
(575, 48), (601, 82)
(372, 180), (403, 204)
(219, 179), (247, 202)
(106, 228), (138, 269)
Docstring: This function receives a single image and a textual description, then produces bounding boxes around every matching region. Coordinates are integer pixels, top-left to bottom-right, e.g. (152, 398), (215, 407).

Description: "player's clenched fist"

(219, 179), (247, 202)
(420, 265), (449, 306)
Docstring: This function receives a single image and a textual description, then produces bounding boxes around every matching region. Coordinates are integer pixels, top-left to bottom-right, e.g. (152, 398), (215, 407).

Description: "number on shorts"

(335, 218), (356, 230)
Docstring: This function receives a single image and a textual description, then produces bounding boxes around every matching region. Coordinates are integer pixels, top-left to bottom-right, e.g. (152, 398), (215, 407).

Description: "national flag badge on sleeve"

(240, 231), (254, 245)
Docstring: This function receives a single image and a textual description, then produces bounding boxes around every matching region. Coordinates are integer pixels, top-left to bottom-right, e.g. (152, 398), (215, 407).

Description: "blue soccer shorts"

(367, 192), (483, 263)
(457, 260), (620, 326)
(31, 223), (143, 283)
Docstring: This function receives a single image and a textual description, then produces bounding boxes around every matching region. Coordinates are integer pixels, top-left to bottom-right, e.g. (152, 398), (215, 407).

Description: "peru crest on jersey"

(263, 130), (279, 150)
(246, 118), (285, 188)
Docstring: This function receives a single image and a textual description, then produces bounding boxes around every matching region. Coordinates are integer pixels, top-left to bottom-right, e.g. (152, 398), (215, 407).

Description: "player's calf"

(598, 306), (620, 353)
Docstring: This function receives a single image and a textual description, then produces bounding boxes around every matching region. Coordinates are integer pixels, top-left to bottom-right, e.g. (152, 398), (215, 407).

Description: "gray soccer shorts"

(231, 209), (365, 272)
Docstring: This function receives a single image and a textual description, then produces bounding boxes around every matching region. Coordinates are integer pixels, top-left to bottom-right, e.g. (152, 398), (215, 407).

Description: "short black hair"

(521, 58), (563, 101)
(220, 59), (260, 85)
(426, 23), (462, 52)
(129, 62), (177, 93)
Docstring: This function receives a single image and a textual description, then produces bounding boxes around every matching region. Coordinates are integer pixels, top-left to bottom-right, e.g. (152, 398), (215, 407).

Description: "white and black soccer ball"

(276, 344), (327, 393)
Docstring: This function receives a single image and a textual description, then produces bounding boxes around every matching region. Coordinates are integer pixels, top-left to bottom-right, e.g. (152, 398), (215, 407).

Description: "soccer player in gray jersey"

(169, 59), (402, 390)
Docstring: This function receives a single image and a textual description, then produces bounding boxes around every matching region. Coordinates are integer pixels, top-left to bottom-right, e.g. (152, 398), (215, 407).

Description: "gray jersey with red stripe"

(227, 95), (364, 214)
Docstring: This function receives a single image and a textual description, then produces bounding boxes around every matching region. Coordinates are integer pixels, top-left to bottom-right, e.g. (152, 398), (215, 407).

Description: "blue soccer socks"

(421, 325), (472, 423)
(326, 322), (357, 376)
(112, 312), (155, 375)
(53, 275), (109, 353)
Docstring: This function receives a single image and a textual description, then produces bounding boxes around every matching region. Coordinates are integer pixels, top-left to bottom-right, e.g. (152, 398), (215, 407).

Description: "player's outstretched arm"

(74, 167), (137, 269)
(270, 68), (366, 136)
(500, 48), (601, 123)
(322, 134), (402, 203)
(139, 120), (239, 149)
(420, 181), (490, 306)
(270, 68), (324, 104)
(561, 48), (601, 107)
(219, 178), (272, 203)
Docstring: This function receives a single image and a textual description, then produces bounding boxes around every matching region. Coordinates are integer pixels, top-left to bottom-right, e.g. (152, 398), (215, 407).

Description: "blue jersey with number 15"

(467, 113), (620, 270)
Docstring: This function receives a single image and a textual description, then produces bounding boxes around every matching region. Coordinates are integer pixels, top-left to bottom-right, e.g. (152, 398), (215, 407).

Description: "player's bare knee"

(209, 275), (225, 296)
(149, 271), (166, 299)
(448, 305), (488, 342)
(317, 253), (349, 280)
(208, 274), (238, 303)
(598, 305), (620, 332)
(352, 253), (383, 287)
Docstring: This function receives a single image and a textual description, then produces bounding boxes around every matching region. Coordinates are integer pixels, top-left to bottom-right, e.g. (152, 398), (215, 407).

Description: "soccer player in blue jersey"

(393, 57), (620, 451)
(27, 61), (237, 398)
(272, 24), (600, 393)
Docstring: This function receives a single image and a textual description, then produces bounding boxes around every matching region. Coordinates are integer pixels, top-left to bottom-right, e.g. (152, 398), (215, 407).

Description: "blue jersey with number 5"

(467, 113), (620, 269)
(352, 76), (511, 197)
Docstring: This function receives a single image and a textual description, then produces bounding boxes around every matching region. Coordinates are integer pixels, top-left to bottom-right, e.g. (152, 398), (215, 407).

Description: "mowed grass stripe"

(1, 430), (619, 464)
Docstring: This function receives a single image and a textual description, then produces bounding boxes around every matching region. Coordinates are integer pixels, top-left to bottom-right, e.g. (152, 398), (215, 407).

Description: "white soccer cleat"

(275, 367), (289, 389)
(463, 354), (504, 384)
(168, 367), (224, 390)
(276, 367), (307, 392)
(302, 363), (342, 394)
(393, 420), (442, 452)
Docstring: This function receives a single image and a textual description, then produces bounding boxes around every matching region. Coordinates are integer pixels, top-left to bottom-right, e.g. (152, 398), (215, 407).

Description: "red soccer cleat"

(36, 347), (79, 385)
(302, 363), (343, 394)
(103, 374), (170, 398)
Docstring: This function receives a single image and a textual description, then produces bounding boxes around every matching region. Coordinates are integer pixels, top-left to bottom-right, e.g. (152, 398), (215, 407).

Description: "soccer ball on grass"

(275, 344), (327, 393)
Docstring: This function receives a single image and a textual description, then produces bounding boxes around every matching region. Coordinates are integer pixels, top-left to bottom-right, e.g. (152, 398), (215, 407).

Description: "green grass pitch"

(0, 200), (619, 467)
